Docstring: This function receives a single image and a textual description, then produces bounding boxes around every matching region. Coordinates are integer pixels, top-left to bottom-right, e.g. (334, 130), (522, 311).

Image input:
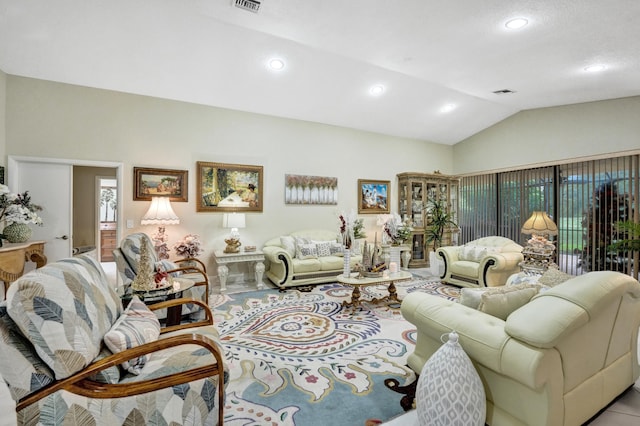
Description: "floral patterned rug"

(211, 278), (459, 426)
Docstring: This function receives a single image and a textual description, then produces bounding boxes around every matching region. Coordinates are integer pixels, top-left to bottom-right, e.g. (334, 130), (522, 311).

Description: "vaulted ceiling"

(1, 0), (639, 145)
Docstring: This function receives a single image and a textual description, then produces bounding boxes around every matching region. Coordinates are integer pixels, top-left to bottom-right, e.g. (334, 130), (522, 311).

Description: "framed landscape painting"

(358, 179), (390, 214)
(197, 161), (263, 212)
(133, 167), (188, 202)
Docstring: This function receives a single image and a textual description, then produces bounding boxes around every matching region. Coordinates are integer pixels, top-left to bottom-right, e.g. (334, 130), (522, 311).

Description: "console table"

(0, 241), (47, 296)
(213, 249), (265, 293)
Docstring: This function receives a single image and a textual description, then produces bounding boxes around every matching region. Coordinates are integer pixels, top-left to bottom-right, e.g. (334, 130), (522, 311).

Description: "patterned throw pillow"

(296, 243), (319, 259)
(538, 267), (573, 287)
(329, 242), (345, 256)
(313, 240), (333, 257)
(104, 296), (161, 375)
(6, 255), (122, 380)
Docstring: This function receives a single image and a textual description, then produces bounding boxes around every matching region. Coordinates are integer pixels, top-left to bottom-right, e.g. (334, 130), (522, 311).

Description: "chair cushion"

(6, 255), (122, 380)
(104, 296), (161, 375)
(0, 303), (55, 400)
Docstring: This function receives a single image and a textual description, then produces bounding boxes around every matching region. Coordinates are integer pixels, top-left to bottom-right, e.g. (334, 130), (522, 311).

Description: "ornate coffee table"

(337, 271), (412, 308)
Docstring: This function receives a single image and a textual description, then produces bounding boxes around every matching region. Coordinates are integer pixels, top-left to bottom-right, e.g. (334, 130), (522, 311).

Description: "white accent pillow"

(104, 296), (160, 375)
(296, 243), (319, 259)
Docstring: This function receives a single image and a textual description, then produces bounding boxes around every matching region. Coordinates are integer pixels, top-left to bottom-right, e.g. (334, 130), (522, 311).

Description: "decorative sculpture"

(132, 238), (155, 291)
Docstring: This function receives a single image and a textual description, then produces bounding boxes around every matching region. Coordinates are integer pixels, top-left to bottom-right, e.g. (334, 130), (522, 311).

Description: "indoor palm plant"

(424, 195), (458, 252)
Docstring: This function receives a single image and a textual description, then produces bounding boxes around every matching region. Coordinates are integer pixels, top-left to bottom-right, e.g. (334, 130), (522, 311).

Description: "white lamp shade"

(521, 211), (558, 236)
(141, 197), (180, 225)
(223, 213), (246, 229)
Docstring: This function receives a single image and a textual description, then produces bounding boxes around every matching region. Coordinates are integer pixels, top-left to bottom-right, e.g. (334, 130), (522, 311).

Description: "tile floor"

(102, 262), (640, 424)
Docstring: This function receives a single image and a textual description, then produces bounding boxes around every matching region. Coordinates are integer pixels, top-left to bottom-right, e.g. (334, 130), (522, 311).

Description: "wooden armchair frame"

(15, 298), (225, 425)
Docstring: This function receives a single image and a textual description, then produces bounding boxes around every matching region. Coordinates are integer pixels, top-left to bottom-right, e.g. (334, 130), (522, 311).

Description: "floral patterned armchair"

(0, 254), (226, 425)
(113, 233), (210, 319)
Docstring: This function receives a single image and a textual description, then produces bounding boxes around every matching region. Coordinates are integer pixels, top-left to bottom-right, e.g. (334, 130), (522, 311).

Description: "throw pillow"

(477, 284), (540, 320)
(280, 236), (296, 257)
(538, 267), (573, 287)
(296, 243), (319, 259)
(314, 241), (332, 257)
(329, 242), (345, 256)
(103, 296), (161, 375)
(458, 288), (489, 310)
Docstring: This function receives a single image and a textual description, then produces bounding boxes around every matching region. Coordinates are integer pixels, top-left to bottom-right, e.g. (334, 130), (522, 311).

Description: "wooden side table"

(213, 249), (265, 293)
(0, 241), (47, 297)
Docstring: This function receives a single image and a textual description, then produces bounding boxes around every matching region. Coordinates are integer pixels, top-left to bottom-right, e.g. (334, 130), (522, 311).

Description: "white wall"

(453, 96), (640, 175)
(4, 75), (453, 269)
(0, 69), (6, 170)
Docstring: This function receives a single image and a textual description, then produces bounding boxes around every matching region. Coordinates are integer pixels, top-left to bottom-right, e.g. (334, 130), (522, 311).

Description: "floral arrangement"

(338, 210), (365, 249)
(0, 184), (44, 226)
(378, 213), (413, 245)
(174, 234), (204, 258)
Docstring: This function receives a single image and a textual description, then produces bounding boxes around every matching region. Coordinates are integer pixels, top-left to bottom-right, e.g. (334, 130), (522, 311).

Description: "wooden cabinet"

(100, 222), (117, 262)
(397, 172), (460, 267)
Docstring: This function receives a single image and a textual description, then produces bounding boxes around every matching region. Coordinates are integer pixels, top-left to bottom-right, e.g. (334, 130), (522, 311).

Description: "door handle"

(56, 235), (69, 240)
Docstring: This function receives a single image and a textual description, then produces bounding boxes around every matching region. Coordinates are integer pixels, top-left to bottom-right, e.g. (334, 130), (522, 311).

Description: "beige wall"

(5, 75), (452, 266)
(453, 96), (640, 175)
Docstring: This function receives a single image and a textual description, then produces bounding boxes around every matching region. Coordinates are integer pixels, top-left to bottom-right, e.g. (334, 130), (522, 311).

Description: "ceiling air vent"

(234, 0), (261, 13)
(492, 89), (516, 95)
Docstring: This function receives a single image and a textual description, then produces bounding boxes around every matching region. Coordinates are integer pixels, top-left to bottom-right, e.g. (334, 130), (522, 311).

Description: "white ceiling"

(1, 0), (639, 145)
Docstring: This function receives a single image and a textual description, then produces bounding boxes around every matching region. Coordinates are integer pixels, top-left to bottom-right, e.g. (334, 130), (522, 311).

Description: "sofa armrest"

(401, 292), (558, 390)
(437, 246), (460, 263)
(479, 251), (523, 271)
(263, 246), (293, 285)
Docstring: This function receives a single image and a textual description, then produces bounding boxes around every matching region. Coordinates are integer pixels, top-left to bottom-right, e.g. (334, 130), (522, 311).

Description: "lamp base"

(224, 237), (242, 253)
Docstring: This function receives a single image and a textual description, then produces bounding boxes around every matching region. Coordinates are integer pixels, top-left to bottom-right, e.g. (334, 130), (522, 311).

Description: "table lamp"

(521, 211), (558, 240)
(521, 211), (558, 270)
(141, 197), (180, 259)
(223, 212), (246, 253)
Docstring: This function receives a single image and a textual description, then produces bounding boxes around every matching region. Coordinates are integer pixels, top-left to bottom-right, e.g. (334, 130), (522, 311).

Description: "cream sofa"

(401, 271), (640, 426)
(436, 236), (524, 287)
(263, 229), (362, 289)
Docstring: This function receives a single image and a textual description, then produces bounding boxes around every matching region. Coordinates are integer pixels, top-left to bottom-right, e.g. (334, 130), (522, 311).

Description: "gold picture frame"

(358, 179), (390, 214)
(197, 161), (263, 212)
(133, 167), (188, 202)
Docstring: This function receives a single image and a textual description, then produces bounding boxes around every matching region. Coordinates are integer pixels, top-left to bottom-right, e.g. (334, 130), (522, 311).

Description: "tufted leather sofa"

(402, 271), (640, 425)
(436, 236), (524, 287)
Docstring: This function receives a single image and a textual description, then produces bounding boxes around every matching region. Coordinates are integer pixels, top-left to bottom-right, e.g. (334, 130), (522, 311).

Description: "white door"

(8, 160), (73, 262)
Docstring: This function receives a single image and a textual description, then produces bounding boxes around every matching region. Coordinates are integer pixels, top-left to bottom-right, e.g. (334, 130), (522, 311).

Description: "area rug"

(210, 277), (459, 426)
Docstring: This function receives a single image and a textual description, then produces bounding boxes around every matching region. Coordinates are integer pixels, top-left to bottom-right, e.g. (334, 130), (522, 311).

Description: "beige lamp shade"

(141, 197), (180, 225)
(521, 211), (558, 236)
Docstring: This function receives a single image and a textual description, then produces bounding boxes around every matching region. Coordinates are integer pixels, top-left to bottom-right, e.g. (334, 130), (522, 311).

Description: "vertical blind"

(459, 154), (639, 278)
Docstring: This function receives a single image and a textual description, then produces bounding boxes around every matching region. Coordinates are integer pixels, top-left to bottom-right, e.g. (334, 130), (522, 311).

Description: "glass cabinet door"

(411, 181), (424, 227)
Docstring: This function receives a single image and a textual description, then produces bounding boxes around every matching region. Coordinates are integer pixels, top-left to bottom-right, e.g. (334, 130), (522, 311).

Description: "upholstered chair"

(113, 233), (210, 319)
(437, 236), (524, 287)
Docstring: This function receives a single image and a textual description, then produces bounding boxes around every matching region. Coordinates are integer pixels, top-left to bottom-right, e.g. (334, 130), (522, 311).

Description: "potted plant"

(608, 220), (640, 278)
(424, 195), (458, 274)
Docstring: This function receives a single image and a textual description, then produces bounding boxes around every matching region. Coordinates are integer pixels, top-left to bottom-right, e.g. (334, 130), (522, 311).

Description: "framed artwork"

(285, 174), (338, 205)
(358, 179), (390, 214)
(197, 161), (263, 212)
(133, 167), (188, 202)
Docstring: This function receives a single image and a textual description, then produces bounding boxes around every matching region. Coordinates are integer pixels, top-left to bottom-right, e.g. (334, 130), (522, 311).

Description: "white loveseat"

(263, 229), (362, 289)
(436, 236), (524, 288)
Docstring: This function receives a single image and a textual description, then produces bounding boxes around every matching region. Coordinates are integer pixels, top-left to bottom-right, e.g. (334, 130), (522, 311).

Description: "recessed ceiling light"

(268, 58), (285, 71)
(584, 64), (606, 73)
(440, 103), (456, 113)
(505, 18), (528, 29)
(369, 84), (385, 96)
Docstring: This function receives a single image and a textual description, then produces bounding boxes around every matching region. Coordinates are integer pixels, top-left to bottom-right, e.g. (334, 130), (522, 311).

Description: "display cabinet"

(398, 172), (460, 268)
